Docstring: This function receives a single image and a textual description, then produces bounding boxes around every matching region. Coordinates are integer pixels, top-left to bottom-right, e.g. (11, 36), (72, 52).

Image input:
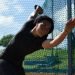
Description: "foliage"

(0, 34), (14, 47)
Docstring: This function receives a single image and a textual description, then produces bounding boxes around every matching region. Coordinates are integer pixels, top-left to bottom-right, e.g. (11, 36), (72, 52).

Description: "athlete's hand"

(34, 5), (43, 14)
(64, 18), (75, 33)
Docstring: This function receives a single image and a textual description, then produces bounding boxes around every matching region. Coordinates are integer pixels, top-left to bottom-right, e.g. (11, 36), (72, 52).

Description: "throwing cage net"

(24, 0), (75, 75)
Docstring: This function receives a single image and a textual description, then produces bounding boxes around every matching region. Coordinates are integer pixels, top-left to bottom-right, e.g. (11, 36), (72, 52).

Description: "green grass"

(72, 49), (75, 68)
(25, 49), (55, 60)
(25, 48), (68, 60)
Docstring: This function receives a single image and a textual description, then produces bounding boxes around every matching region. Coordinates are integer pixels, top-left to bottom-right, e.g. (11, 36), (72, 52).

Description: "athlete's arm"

(27, 5), (43, 20)
(42, 18), (75, 48)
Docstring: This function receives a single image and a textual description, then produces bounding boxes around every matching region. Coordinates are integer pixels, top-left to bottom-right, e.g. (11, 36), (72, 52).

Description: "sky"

(0, 0), (74, 49)
(0, 0), (45, 39)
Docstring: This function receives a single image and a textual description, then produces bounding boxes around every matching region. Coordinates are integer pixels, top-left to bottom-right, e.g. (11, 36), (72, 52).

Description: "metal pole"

(51, 0), (54, 56)
(73, 0), (75, 74)
(67, 0), (72, 75)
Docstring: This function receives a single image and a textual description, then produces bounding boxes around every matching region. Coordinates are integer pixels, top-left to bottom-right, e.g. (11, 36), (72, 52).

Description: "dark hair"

(34, 15), (54, 33)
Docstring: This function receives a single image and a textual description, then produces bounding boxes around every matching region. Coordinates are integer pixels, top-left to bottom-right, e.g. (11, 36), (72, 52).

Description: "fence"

(24, 0), (75, 75)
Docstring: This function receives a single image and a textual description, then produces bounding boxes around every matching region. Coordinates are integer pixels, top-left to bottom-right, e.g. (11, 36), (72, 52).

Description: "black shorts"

(0, 59), (25, 75)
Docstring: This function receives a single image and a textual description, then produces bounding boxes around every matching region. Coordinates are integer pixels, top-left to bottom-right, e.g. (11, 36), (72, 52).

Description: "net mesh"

(25, 0), (75, 75)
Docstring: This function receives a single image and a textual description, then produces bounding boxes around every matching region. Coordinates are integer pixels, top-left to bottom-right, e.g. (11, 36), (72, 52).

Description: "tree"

(0, 34), (14, 47)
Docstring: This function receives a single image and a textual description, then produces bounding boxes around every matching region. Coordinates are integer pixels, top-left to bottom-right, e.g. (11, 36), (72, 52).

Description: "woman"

(0, 5), (75, 75)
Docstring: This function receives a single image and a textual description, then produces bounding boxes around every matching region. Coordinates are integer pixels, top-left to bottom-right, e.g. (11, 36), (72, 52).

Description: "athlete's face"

(36, 20), (51, 37)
